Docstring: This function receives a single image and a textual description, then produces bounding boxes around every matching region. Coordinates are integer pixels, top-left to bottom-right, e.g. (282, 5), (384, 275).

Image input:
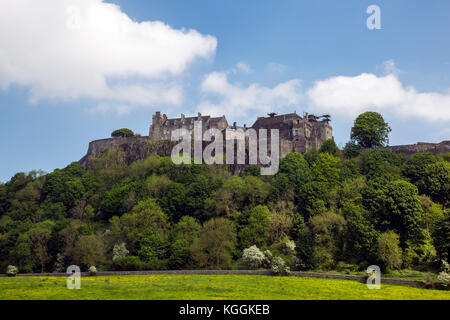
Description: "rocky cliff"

(79, 136), (175, 168)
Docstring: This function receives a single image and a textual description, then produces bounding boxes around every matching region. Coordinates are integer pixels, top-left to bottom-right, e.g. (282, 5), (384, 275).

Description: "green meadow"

(0, 275), (449, 300)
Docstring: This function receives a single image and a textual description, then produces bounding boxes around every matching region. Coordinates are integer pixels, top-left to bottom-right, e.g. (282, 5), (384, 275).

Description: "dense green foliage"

(1, 114), (449, 275)
(111, 128), (135, 138)
(350, 111), (392, 148)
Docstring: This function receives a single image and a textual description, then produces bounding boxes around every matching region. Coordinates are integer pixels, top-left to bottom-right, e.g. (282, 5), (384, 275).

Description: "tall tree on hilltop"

(351, 111), (392, 148)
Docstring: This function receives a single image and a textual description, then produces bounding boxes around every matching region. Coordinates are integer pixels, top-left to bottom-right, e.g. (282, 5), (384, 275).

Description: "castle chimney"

(153, 111), (161, 125)
(198, 112), (202, 118)
(233, 122), (237, 129)
(181, 113), (185, 122)
(244, 124), (247, 129)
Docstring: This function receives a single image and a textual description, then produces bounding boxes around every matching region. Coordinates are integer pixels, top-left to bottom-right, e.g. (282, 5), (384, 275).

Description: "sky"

(1, 0), (450, 182)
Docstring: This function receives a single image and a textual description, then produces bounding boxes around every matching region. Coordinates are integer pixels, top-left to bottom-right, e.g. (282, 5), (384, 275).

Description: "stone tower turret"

(150, 111), (165, 141)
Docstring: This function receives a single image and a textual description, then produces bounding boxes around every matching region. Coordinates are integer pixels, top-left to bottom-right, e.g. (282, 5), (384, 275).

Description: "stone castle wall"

(386, 141), (450, 155)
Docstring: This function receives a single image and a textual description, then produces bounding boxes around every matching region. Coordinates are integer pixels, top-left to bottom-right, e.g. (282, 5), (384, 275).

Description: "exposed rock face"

(79, 136), (174, 168)
(385, 141), (450, 155)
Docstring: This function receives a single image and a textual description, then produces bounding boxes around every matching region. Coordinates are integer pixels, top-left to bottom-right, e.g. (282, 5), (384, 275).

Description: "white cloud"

(198, 71), (302, 119)
(267, 63), (285, 73)
(235, 62), (252, 73)
(307, 72), (450, 122)
(0, 0), (217, 111)
(382, 59), (400, 76)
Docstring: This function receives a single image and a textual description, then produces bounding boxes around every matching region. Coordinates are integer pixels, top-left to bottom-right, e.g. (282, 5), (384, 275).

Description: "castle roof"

(251, 112), (301, 129)
(162, 115), (225, 127)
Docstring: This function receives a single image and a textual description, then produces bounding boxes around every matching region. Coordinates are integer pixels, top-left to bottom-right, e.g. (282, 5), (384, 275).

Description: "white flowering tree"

(242, 245), (265, 269)
(113, 242), (129, 261)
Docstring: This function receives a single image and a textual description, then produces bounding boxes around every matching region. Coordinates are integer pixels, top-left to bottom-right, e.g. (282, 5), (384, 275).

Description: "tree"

(295, 228), (316, 270)
(311, 153), (341, 187)
(111, 128), (134, 138)
(144, 174), (170, 199)
(361, 149), (401, 178)
(0, 184), (9, 217)
(160, 182), (187, 221)
(350, 112), (391, 148)
(402, 153), (437, 185)
(112, 243), (129, 261)
(279, 153), (312, 188)
(43, 169), (85, 208)
(241, 245), (265, 269)
(72, 234), (106, 270)
(419, 195), (444, 234)
(268, 211), (293, 244)
(377, 231), (402, 270)
(29, 221), (55, 273)
(343, 204), (379, 263)
(319, 139), (339, 156)
(343, 141), (362, 159)
(242, 165), (261, 177)
(191, 218), (236, 269)
(136, 229), (168, 262)
(309, 212), (346, 269)
(363, 178), (426, 243)
(110, 198), (169, 250)
(101, 181), (138, 218)
(185, 175), (212, 220)
(296, 181), (330, 220)
(169, 216), (201, 269)
(239, 205), (272, 248)
(384, 180), (425, 242)
(220, 176), (270, 212)
(417, 161), (450, 206)
(433, 214), (450, 260)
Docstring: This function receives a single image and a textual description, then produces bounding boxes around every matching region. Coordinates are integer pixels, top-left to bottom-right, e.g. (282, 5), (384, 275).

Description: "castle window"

(294, 129), (299, 136)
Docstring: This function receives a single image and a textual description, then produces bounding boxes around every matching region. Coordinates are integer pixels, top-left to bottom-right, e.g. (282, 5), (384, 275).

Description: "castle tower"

(150, 111), (164, 141)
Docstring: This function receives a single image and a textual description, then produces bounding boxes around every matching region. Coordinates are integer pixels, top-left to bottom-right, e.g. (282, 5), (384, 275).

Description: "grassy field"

(0, 275), (449, 300)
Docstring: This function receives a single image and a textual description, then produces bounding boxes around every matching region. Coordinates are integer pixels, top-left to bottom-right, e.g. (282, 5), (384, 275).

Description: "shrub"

(112, 243), (129, 261)
(111, 256), (143, 271)
(377, 231), (402, 271)
(242, 246), (265, 269)
(283, 239), (296, 255)
(343, 141), (362, 159)
(6, 265), (18, 277)
(53, 253), (65, 273)
(402, 238), (436, 268)
(89, 266), (97, 275)
(437, 260), (450, 290)
(336, 262), (359, 274)
(262, 250), (273, 268)
(271, 256), (290, 276)
(313, 246), (335, 270)
(438, 272), (450, 289)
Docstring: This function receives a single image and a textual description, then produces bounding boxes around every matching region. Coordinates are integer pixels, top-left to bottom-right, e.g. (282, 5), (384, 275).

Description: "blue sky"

(1, 0), (450, 182)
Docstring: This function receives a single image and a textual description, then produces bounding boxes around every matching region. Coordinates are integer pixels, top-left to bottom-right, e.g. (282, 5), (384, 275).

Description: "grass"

(312, 269), (436, 281)
(0, 274), (449, 300)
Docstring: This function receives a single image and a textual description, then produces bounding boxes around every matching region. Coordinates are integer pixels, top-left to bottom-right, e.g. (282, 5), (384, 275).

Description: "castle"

(149, 111), (333, 156)
(80, 111), (450, 170)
